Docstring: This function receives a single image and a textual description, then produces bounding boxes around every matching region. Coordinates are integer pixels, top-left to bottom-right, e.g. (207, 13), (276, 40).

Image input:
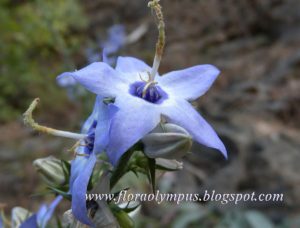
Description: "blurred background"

(0, 0), (299, 227)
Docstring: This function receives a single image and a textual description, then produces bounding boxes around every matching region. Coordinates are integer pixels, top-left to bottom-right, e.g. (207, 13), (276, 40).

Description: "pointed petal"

(116, 56), (151, 74)
(69, 156), (89, 192)
(20, 214), (38, 228)
(162, 99), (227, 158)
(56, 74), (77, 87)
(57, 62), (128, 97)
(81, 96), (100, 133)
(37, 196), (63, 228)
(158, 64), (220, 101)
(107, 95), (161, 165)
(36, 206), (47, 226)
(72, 154), (97, 226)
(20, 196), (62, 228)
(93, 103), (119, 154)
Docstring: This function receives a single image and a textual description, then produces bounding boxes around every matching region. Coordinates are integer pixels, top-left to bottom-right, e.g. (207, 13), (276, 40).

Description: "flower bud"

(62, 210), (82, 227)
(11, 207), (32, 228)
(142, 123), (192, 159)
(33, 156), (66, 186)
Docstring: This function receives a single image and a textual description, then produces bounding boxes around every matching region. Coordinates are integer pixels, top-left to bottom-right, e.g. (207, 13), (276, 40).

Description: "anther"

(142, 81), (158, 98)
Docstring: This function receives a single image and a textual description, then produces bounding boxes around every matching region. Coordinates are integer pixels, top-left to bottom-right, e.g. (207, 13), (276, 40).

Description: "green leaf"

(61, 160), (71, 182)
(47, 186), (71, 200)
(110, 150), (136, 189)
(113, 210), (134, 228)
(123, 203), (140, 214)
(131, 168), (139, 178)
(148, 158), (156, 193)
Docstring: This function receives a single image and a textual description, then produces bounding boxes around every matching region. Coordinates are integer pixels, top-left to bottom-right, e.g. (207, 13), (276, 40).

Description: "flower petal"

(70, 100), (117, 189)
(69, 97), (102, 190)
(37, 196), (63, 228)
(72, 153), (97, 226)
(57, 62), (128, 97)
(69, 156), (89, 192)
(93, 103), (119, 154)
(81, 96), (100, 133)
(20, 214), (38, 228)
(56, 75), (77, 87)
(162, 99), (227, 158)
(20, 196), (62, 228)
(106, 94), (161, 165)
(116, 56), (151, 74)
(158, 64), (220, 101)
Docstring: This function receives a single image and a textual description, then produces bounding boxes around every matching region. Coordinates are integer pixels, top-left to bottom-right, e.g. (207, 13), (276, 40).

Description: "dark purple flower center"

(129, 81), (168, 104)
(83, 120), (97, 154)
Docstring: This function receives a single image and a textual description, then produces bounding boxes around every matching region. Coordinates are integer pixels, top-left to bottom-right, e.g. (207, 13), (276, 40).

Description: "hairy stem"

(148, 0), (165, 81)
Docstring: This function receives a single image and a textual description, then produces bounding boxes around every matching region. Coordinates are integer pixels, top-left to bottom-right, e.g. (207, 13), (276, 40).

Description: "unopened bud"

(11, 207), (32, 228)
(62, 210), (81, 227)
(33, 156), (66, 186)
(142, 123), (192, 159)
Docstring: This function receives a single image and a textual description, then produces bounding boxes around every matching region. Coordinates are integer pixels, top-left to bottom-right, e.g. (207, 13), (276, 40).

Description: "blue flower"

(69, 96), (118, 226)
(20, 195), (62, 228)
(101, 24), (126, 56)
(59, 24), (125, 90)
(58, 57), (227, 165)
(86, 47), (102, 64)
(85, 24), (126, 66)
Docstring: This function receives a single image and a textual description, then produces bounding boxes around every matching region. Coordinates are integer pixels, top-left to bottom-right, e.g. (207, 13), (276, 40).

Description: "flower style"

(58, 57), (227, 166)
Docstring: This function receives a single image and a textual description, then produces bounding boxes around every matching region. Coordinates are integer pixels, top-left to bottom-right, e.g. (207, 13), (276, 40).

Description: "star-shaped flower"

(58, 57), (227, 165)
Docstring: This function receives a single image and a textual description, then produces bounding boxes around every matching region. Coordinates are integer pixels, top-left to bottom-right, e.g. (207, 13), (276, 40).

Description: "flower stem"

(23, 98), (87, 140)
(148, 0), (165, 81)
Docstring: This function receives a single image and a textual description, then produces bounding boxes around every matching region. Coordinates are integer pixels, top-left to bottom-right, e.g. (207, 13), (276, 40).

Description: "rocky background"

(1, 0), (299, 227)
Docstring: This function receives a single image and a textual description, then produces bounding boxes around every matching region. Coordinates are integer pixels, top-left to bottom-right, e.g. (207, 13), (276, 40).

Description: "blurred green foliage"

(0, 0), (87, 122)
